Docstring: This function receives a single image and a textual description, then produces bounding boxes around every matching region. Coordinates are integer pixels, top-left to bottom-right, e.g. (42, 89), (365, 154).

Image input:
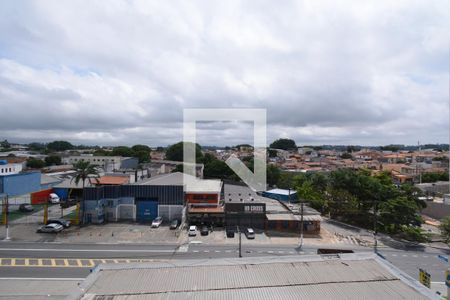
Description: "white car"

(151, 217), (163, 228)
(48, 193), (60, 204)
(37, 223), (64, 233)
(188, 225), (197, 236)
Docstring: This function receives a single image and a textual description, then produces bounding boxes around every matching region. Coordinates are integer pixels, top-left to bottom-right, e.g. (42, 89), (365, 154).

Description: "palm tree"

(72, 161), (99, 225)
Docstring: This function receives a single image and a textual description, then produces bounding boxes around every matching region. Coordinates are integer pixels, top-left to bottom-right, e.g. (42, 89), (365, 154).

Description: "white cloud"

(0, 0), (448, 146)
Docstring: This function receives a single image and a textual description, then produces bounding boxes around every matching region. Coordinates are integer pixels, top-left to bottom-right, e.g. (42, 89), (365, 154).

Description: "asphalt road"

(0, 240), (448, 283)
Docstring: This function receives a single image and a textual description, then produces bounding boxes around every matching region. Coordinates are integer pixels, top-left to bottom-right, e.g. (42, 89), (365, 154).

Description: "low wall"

(421, 202), (450, 220)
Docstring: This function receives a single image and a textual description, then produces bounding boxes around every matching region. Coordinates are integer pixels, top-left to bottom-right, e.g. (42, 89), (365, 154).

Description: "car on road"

(48, 193), (61, 204)
(151, 216), (163, 228)
(37, 223), (64, 233)
(170, 220), (179, 230)
(200, 225), (209, 236)
(226, 226), (235, 238)
(188, 225), (197, 236)
(46, 219), (71, 228)
(245, 228), (255, 239)
(18, 203), (34, 212)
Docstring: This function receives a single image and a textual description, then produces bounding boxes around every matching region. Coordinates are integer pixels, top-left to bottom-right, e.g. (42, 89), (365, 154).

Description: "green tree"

(422, 172), (449, 183)
(267, 165), (281, 186)
(111, 146), (134, 157)
(28, 142), (46, 152)
(134, 150), (151, 163)
(203, 159), (234, 179)
(440, 216), (450, 243)
(26, 158), (46, 169)
(47, 140), (74, 152)
(45, 155), (62, 166)
(165, 142), (203, 162)
(378, 197), (420, 233)
(131, 144), (151, 153)
(1, 139), (11, 149)
(269, 138), (297, 150)
(340, 152), (352, 159)
(72, 161), (99, 225)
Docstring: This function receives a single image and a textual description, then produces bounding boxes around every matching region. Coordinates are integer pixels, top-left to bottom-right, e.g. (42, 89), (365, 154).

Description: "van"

(48, 193), (60, 204)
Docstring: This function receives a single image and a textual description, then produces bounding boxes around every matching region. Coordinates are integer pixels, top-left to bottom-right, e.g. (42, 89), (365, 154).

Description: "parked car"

(200, 225), (209, 236)
(47, 219), (71, 228)
(60, 198), (78, 209)
(48, 193), (60, 204)
(245, 228), (255, 239)
(170, 220), (179, 230)
(226, 226), (235, 238)
(37, 223), (63, 233)
(151, 216), (163, 228)
(188, 225), (197, 236)
(18, 204), (34, 212)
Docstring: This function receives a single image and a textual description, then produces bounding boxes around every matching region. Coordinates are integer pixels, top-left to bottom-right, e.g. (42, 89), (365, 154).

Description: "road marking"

(267, 251), (274, 253)
(0, 248), (175, 253)
(423, 255), (428, 258)
(225, 250), (232, 253)
(402, 254), (407, 257)
(412, 255), (418, 258)
(193, 250), (199, 253)
(278, 251), (284, 254)
(391, 254), (397, 257)
(204, 250), (209, 253)
(64, 259), (69, 266)
(215, 250), (221, 253)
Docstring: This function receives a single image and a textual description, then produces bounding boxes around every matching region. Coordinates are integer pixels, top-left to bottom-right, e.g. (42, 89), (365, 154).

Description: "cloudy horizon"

(0, 1), (448, 147)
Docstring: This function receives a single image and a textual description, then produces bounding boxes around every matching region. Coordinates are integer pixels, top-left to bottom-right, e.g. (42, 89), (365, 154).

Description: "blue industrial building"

(82, 185), (184, 224)
(0, 172), (41, 197)
(262, 189), (298, 202)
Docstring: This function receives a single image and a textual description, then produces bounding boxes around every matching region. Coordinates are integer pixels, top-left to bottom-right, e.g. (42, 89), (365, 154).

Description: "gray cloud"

(0, 0), (448, 146)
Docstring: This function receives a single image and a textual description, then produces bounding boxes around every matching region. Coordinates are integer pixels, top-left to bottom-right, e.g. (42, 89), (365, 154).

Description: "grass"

(6, 204), (45, 222)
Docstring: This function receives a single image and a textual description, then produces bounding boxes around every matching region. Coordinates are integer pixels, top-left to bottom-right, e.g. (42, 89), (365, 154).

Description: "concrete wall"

(421, 202), (450, 220)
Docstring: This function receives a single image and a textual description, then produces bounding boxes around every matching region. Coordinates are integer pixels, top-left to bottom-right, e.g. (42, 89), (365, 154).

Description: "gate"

(136, 200), (158, 223)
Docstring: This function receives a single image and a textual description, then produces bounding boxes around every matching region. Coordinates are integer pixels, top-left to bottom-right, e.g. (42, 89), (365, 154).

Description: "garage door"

(136, 200), (158, 223)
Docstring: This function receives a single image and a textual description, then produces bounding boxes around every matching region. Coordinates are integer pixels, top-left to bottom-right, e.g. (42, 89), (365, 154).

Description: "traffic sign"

(419, 268), (431, 288)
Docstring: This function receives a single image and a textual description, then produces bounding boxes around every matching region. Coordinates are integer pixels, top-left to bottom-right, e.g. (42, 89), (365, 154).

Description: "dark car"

(170, 220), (179, 230)
(19, 204), (34, 212)
(47, 219), (71, 228)
(200, 225), (209, 236)
(226, 227), (235, 238)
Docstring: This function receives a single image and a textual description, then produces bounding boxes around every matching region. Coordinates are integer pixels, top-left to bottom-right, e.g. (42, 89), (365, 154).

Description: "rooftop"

(94, 175), (129, 185)
(70, 253), (434, 300)
(138, 172), (222, 193)
(265, 188), (297, 196)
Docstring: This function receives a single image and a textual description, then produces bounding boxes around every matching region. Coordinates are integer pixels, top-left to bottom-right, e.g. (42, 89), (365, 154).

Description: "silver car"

(37, 223), (64, 233)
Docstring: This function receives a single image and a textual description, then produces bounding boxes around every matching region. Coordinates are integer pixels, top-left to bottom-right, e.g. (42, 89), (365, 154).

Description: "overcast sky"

(0, 1), (448, 147)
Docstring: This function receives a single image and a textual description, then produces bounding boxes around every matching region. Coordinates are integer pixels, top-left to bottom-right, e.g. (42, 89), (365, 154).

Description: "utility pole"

(4, 195), (10, 241)
(299, 200), (304, 249)
(373, 198), (378, 253)
(238, 226), (242, 258)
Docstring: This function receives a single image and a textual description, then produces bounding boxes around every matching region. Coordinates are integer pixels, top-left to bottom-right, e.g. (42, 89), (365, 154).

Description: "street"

(0, 240), (448, 283)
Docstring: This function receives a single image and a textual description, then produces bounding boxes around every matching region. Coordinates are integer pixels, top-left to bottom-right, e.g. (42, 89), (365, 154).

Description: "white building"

(62, 155), (138, 171)
(0, 160), (22, 176)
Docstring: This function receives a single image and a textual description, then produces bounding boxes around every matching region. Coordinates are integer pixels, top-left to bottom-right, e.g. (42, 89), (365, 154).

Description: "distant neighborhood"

(0, 138), (448, 244)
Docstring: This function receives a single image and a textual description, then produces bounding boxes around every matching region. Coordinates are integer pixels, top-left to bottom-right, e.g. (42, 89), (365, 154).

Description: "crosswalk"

(0, 258), (155, 268)
(330, 235), (373, 247)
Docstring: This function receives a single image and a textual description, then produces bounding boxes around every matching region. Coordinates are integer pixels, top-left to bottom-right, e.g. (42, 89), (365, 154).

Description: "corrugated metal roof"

(73, 254), (435, 300)
(138, 172), (222, 193)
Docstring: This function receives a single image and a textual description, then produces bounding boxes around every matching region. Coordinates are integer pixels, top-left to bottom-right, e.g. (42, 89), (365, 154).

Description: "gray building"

(82, 185), (184, 224)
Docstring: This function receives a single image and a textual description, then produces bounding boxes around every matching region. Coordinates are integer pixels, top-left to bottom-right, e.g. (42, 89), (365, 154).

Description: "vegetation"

(72, 161), (99, 225)
(440, 216), (450, 243)
(271, 169), (427, 242)
(47, 140), (74, 152)
(421, 172), (449, 183)
(26, 157), (46, 169)
(340, 152), (353, 159)
(165, 142), (203, 162)
(0, 139), (11, 149)
(44, 155), (62, 166)
(269, 138), (297, 150)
